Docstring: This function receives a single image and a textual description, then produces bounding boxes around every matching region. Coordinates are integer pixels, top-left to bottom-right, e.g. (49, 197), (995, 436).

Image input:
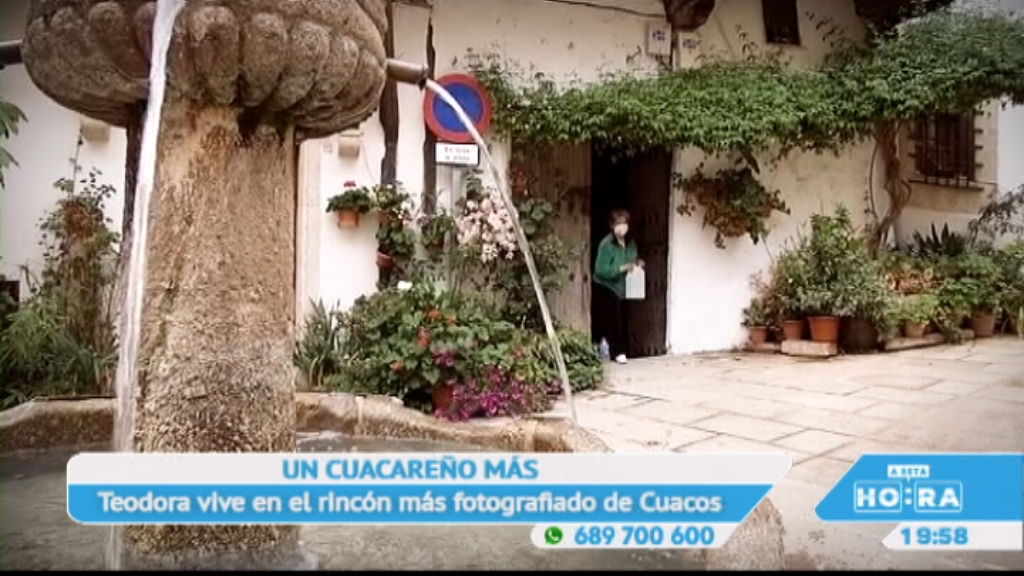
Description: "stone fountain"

(11, 0), (787, 570)
(21, 0), (393, 568)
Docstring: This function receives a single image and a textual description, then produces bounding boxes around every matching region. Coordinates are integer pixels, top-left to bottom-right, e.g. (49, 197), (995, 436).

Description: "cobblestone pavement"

(574, 337), (1024, 571)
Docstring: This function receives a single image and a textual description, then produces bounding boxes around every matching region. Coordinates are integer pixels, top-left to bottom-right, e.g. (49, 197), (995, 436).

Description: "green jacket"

(593, 234), (638, 299)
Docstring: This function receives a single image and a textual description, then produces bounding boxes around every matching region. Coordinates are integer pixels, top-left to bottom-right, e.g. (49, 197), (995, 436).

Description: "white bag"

(625, 267), (646, 300)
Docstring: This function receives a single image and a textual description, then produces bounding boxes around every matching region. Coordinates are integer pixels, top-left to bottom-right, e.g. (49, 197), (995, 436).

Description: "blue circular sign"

(423, 74), (493, 144)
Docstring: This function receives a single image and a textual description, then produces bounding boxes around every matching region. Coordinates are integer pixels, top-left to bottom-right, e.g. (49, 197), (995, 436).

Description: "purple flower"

(432, 349), (457, 368)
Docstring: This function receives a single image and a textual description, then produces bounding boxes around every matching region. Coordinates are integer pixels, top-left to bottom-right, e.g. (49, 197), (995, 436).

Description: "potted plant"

(742, 297), (772, 345)
(770, 248), (808, 341)
(897, 293), (938, 338)
(326, 181), (374, 228)
(376, 224), (416, 269)
(421, 213), (456, 254)
(373, 182), (410, 226)
(838, 243), (891, 353)
(792, 207), (867, 344)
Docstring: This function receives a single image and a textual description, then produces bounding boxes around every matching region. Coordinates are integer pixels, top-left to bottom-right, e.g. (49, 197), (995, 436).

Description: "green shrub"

(293, 300), (346, 389)
(0, 167), (118, 407)
(895, 293), (939, 325)
(0, 295), (114, 408)
(524, 327), (604, 394)
(332, 283), (532, 410)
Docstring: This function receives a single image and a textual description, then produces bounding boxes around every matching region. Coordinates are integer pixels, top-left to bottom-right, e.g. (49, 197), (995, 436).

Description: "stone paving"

(574, 336), (1024, 571)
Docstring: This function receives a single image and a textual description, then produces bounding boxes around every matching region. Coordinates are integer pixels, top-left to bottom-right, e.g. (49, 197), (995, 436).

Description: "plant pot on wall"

(808, 316), (840, 343)
(971, 311), (997, 338)
(376, 252), (394, 269)
(781, 320), (805, 341)
(747, 326), (769, 345)
(335, 209), (360, 228)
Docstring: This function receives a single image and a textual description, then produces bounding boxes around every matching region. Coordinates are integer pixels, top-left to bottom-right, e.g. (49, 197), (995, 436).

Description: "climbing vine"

(674, 162), (790, 249)
(469, 10), (1024, 248)
(472, 11), (1024, 156)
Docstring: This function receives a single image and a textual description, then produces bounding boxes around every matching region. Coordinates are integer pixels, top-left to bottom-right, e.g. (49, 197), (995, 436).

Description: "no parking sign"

(423, 73), (493, 144)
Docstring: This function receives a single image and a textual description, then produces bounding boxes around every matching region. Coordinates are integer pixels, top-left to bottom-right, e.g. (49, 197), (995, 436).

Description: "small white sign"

(436, 143), (480, 167)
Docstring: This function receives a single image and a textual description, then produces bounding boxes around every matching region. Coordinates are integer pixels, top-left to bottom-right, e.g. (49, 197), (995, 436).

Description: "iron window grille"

(909, 112), (979, 188)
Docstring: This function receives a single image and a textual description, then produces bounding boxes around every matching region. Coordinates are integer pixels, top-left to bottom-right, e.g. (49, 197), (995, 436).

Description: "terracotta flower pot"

(748, 326), (769, 345)
(902, 321), (928, 339)
(808, 316), (840, 343)
(335, 209), (360, 228)
(376, 252), (394, 269)
(781, 320), (805, 341)
(971, 311), (997, 338)
(841, 317), (878, 354)
(432, 383), (456, 413)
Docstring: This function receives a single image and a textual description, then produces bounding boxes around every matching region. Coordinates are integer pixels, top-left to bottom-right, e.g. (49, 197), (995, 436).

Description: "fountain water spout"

(386, 59), (430, 88)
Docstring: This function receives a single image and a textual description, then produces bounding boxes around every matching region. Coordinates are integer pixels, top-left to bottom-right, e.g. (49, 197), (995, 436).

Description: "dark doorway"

(590, 148), (672, 358)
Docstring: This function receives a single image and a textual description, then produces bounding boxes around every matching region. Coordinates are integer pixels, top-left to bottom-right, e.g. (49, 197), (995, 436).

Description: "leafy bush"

(775, 207), (890, 325)
(452, 172), (569, 331)
(332, 283), (534, 411)
(0, 168), (118, 407)
(742, 297), (773, 327)
(895, 293), (939, 325)
(524, 327), (604, 394)
(293, 300), (345, 389)
(1, 296), (115, 407)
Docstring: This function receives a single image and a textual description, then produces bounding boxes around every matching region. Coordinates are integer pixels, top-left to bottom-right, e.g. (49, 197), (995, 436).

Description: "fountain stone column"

(22, 0), (388, 568)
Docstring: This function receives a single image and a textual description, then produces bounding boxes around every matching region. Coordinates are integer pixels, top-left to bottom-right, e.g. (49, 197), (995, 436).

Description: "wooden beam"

(421, 16), (438, 216)
(379, 0), (399, 186)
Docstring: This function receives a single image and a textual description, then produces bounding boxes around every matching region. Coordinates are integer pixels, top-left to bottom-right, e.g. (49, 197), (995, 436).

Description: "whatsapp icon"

(544, 526), (564, 545)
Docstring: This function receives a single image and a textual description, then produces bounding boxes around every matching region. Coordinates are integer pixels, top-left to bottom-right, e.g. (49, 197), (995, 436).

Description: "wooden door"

(625, 149), (672, 357)
(511, 143), (593, 334)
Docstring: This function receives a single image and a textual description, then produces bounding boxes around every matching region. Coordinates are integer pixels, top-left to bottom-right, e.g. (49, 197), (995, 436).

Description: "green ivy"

(470, 10), (1024, 156)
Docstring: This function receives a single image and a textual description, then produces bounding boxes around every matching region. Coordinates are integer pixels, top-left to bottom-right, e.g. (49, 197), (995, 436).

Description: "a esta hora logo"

(853, 464), (964, 514)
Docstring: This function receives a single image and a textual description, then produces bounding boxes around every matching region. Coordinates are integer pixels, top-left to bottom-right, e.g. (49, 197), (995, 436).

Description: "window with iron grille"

(910, 112), (978, 187)
(762, 0), (801, 46)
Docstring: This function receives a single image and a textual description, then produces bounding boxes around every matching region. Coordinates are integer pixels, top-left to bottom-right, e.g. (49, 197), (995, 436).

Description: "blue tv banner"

(66, 453), (792, 550)
(815, 453), (1024, 551)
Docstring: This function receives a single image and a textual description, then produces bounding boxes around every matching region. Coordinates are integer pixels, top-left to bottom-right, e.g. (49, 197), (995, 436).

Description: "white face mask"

(613, 224), (628, 237)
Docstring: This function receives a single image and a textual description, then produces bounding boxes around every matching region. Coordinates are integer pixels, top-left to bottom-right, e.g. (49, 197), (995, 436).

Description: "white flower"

(397, 281), (413, 291)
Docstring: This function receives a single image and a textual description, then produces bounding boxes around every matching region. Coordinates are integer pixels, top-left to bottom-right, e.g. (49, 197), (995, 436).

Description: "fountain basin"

(0, 394), (786, 570)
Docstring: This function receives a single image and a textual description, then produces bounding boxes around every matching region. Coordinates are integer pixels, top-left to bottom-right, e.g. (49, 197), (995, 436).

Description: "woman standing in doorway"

(593, 209), (644, 364)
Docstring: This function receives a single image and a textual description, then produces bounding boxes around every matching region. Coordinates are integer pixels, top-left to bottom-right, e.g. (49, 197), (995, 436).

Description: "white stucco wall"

(0, 0), (127, 285)
(311, 0), (886, 355)
(6, 0), (1018, 355)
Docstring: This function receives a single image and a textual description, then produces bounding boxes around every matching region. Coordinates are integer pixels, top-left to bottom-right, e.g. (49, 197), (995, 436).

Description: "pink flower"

(344, 180), (357, 188)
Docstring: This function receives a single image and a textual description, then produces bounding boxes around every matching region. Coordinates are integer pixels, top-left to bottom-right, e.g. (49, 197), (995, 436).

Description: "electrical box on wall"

(646, 21), (672, 56)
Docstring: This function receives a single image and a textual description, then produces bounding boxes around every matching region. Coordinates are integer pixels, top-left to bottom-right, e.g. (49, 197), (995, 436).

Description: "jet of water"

(424, 80), (579, 425)
(107, 0), (185, 569)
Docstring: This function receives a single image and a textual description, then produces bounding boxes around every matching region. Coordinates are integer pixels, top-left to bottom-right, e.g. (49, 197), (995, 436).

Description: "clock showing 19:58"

(883, 523), (1023, 551)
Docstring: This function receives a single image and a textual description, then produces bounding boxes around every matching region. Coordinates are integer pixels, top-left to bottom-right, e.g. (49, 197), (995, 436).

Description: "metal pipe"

(386, 58), (429, 88)
(0, 40), (23, 68)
